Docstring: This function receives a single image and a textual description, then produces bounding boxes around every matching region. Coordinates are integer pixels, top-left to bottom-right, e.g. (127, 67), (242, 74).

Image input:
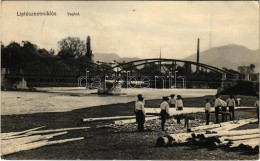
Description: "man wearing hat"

(169, 94), (176, 108)
(135, 95), (146, 132)
(160, 96), (170, 131)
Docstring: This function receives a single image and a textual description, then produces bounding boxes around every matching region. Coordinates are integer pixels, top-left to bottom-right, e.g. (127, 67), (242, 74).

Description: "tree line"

(1, 36), (96, 77)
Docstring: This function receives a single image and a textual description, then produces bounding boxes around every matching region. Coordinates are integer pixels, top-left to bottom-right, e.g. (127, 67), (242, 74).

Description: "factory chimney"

(196, 38), (200, 73)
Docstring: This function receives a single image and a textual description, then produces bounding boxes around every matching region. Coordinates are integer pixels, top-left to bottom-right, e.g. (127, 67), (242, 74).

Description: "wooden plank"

(197, 129), (259, 138)
(1, 137), (84, 156)
(192, 118), (257, 132)
(27, 127), (90, 135)
(113, 116), (159, 125)
(210, 118), (257, 132)
(191, 121), (231, 131)
(219, 134), (259, 142)
(2, 132), (67, 147)
(82, 116), (137, 122)
(2, 134), (29, 140)
(1, 126), (46, 139)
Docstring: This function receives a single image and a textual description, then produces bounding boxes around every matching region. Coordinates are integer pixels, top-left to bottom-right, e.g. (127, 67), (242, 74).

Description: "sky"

(1, 1), (259, 59)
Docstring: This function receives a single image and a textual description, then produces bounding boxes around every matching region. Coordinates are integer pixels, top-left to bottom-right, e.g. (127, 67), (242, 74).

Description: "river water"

(1, 87), (217, 115)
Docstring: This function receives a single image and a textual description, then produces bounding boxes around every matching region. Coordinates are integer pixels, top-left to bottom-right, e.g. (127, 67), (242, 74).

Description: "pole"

(196, 38), (200, 73)
(159, 48), (162, 73)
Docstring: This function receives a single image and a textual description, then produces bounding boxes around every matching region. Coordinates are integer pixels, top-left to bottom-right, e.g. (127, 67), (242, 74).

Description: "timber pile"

(157, 118), (259, 151)
(1, 126), (89, 156)
(146, 106), (256, 116)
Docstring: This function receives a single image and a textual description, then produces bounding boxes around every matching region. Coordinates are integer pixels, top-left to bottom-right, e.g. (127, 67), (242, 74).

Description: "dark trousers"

(215, 107), (220, 123)
(205, 110), (210, 125)
(221, 107), (227, 122)
(176, 107), (183, 124)
(177, 107), (183, 110)
(229, 106), (235, 120)
(136, 110), (145, 131)
(170, 104), (175, 108)
(161, 110), (167, 131)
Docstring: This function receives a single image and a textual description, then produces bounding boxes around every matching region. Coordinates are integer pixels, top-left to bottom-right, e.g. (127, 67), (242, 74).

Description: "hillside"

(185, 44), (259, 72)
(93, 44), (259, 72)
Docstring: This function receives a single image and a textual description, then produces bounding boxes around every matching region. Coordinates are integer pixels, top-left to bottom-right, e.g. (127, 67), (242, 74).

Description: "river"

(1, 87), (217, 115)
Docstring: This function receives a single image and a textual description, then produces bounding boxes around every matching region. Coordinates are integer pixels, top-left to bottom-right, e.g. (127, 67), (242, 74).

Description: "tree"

(237, 64), (255, 74)
(58, 37), (85, 59)
(49, 49), (55, 56)
(85, 36), (93, 61)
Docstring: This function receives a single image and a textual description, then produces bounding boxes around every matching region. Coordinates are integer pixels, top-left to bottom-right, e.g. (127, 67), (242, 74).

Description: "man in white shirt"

(135, 96), (146, 132)
(219, 99), (228, 122)
(175, 95), (184, 124)
(214, 94), (224, 124)
(226, 95), (236, 120)
(160, 97), (170, 131)
(254, 95), (259, 123)
(205, 98), (211, 125)
(169, 94), (176, 107)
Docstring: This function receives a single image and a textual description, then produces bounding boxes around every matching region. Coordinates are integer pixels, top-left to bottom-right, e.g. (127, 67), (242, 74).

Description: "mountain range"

(185, 44), (259, 72)
(93, 44), (259, 72)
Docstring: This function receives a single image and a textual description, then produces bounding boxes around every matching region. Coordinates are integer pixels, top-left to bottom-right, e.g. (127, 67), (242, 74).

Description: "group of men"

(210, 94), (236, 124)
(134, 94), (184, 131)
(134, 93), (259, 132)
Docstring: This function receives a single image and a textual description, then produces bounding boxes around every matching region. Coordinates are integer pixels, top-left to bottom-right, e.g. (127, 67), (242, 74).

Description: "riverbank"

(1, 95), (259, 160)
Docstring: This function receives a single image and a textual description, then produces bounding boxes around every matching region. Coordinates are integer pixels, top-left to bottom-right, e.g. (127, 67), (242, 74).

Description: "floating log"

(1, 126), (46, 139)
(1, 137), (84, 156)
(27, 127), (90, 135)
(2, 131), (67, 147)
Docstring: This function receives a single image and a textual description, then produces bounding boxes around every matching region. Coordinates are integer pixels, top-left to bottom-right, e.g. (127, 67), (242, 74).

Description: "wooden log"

(83, 115), (155, 122)
(167, 133), (193, 144)
(1, 137), (84, 156)
(1, 126), (46, 139)
(208, 118), (257, 132)
(196, 129), (259, 139)
(2, 131), (67, 147)
(157, 136), (170, 147)
(2, 134), (29, 140)
(27, 127), (90, 135)
(213, 141), (230, 147)
(220, 134), (259, 142)
(82, 116), (137, 122)
(192, 119), (247, 132)
(157, 133), (194, 147)
(229, 138), (259, 149)
(114, 116), (159, 125)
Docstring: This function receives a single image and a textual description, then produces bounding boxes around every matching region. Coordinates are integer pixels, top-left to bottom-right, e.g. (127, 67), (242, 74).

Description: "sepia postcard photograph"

(1, 1), (259, 160)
